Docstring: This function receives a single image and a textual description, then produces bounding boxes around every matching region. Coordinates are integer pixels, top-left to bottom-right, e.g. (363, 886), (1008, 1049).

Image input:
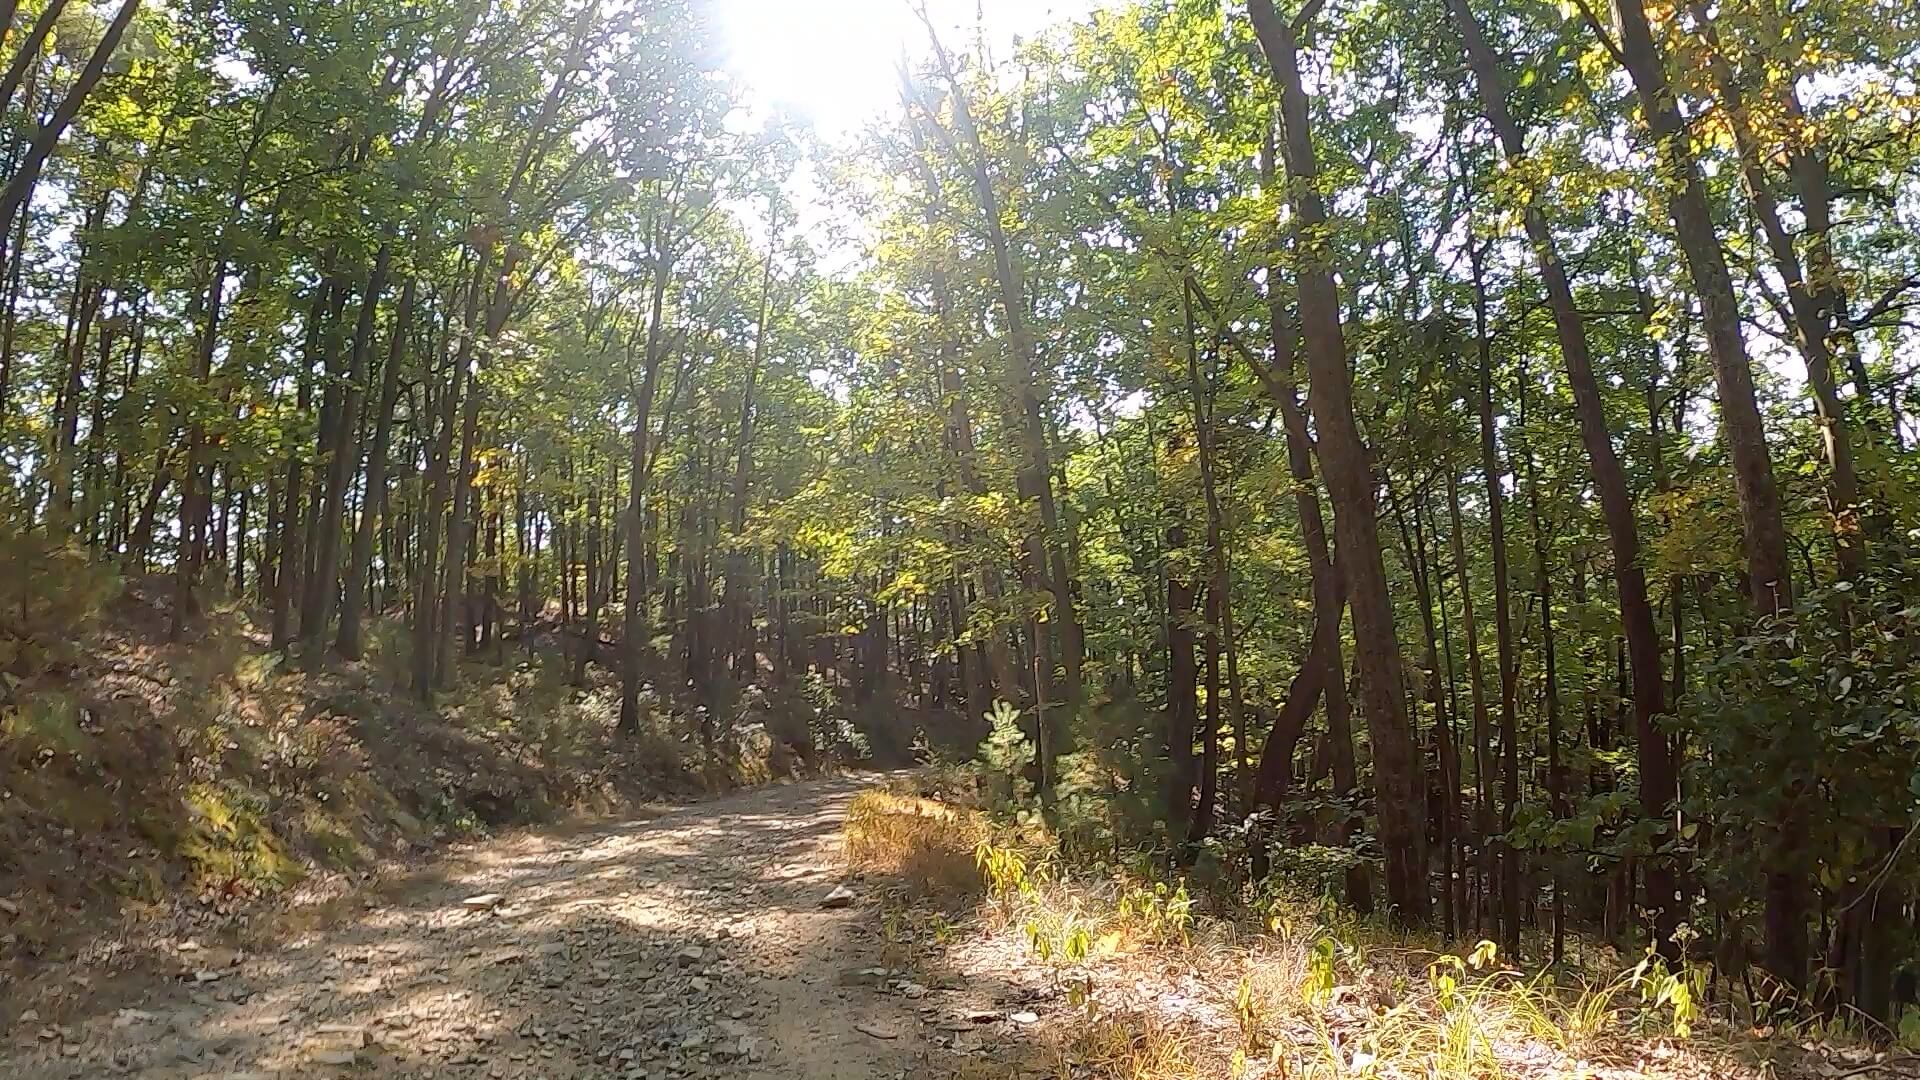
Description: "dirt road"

(2, 776), (1013, 1079)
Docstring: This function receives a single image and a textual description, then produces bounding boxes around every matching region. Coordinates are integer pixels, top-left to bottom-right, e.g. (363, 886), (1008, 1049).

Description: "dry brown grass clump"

(1058, 1011), (1207, 1080)
(843, 789), (989, 898)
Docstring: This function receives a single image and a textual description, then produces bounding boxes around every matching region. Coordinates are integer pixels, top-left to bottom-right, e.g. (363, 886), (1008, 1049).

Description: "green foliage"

(0, 0), (1914, 1036)
(1681, 572), (1920, 913)
(976, 838), (1044, 902)
(180, 780), (307, 891)
(0, 527), (120, 684)
(1628, 951), (1707, 1039)
(1303, 935), (1339, 1008)
(1263, 843), (1372, 904)
(978, 699), (1033, 811)
(1114, 878), (1195, 944)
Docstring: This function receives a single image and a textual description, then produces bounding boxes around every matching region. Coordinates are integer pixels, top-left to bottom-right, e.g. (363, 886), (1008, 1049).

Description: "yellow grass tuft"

(843, 788), (990, 898)
(1061, 1012), (1204, 1080)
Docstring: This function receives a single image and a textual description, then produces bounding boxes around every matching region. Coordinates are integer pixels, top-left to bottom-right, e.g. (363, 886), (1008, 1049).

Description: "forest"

(1, 0), (1918, 1055)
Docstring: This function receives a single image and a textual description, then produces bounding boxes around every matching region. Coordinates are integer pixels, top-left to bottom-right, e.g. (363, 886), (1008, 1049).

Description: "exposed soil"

(0, 775), (1038, 1079)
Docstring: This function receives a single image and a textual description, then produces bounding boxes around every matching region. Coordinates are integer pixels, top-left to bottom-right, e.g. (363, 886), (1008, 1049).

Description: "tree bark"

(1467, 239), (1522, 954)
(915, 26), (1083, 708)
(1246, 0), (1427, 922)
(1165, 517), (1198, 845)
(1446, 466), (1495, 934)
(1450, 0), (1682, 955)
(413, 276), (467, 696)
(309, 248), (392, 651)
(1393, 477), (1459, 941)
(1688, 2), (1862, 578)
(620, 228), (675, 733)
(1605, 0), (1799, 983)
(726, 214), (779, 683)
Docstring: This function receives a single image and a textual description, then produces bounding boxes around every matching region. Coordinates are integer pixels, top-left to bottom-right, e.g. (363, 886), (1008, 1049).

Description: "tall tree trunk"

(620, 235), (675, 734)
(1604, 0), (1800, 984)
(50, 271), (103, 530)
(413, 278), (467, 696)
(1449, 0), (1683, 955)
(1187, 584), (1222, 855)
(1447, 466), (1495, 935)
(275, 292), (325, 649)
(1688, 2), (1863, 578)
(1393, 477), (1459, 941)
(1246, 0), (1427, 922)
(127, 443), (172, 570)
(1519, 371), (1567, 965)
(1187, 273), (1344, 821)
(436, 278), (487, 679)
(916, 26), (1084, 709)
(0, 147), (29, 440)
(575, 460), (601, 685)
(309, 247), (392, 652)
(1604, 0), (1792, 616)
(726, 214), (779, 683)
(1182, 288), (1231, 854)
(1326, 656), (1372, 913)
(1165, 517), (1198, 844)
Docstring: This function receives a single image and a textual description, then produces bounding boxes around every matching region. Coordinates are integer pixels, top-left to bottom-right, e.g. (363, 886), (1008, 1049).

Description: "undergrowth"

(0, 573), (845, 966)
(846, 775), (1880, 1080)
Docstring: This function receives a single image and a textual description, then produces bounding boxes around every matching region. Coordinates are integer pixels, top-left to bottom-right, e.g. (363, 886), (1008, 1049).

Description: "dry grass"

(1061, 1012), (1206, 1080)
(846, 784), (1871, 1080)
(843, 789), (990, 898)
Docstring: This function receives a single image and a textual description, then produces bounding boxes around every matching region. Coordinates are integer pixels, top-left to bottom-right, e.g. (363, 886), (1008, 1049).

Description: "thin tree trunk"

(309, 247), (392, 651)
(1187, 584), (1222, 855)
(1447, 466), (1495, 935)
(275, 292), (325, 650)
(726, 213), (779, 683)
(1520, 372), (1567, 965)
(1689, 2), (1863, 578)
(437, 251), (500, 684)
(576, 461), (601, 684)
(1165, 516), (1198, 844)
(915, 26), (1083, 707)
(1467, 241), (1522, 955)
(413, 276), (467, 696)
(1394, 477), (1459, 941)
(338, 276), (413, 659)
(620, 233), (675, 733)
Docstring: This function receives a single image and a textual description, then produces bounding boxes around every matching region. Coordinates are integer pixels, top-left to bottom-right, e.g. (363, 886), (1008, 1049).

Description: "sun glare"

(718, 0), (1104, 139)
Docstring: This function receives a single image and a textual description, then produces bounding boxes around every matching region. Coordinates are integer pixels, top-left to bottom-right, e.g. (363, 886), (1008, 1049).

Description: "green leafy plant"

(977, 699), (1033, 811)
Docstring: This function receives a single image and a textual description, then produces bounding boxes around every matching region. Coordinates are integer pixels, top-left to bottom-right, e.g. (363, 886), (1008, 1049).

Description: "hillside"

(1, 570), (862, 994)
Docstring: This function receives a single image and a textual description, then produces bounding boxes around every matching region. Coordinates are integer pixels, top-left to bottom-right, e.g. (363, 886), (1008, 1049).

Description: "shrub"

(0, 526), (119, 686)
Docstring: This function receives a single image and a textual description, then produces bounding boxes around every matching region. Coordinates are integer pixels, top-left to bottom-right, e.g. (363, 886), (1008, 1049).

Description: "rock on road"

(2, 776), (950, 1079)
